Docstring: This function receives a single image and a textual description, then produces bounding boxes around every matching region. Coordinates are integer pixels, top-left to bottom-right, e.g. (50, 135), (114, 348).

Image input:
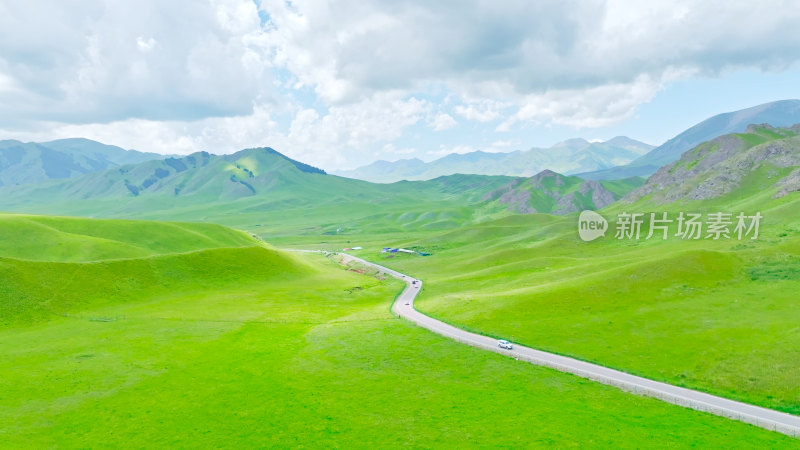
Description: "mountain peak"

(482, 168), (641, 215)
(230, 147), (326, 175)
(532, 169), (559, 179)
(45, 137), (103, 145)
(604, 136), (653, 149)
(552, 138), (590, 150)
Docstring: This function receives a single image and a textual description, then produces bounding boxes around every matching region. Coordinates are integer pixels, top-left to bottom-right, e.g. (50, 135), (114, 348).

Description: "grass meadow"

(344, 178), (800, 415)
(1, 214), (795, 446)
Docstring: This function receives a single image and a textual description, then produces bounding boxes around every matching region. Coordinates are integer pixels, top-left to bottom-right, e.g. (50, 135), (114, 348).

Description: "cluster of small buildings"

(339, 246), (431, 256)
(382, 247), (416, 254)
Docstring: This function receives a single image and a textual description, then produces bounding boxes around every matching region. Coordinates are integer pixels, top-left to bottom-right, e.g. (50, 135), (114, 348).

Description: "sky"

(1, 0), (800, 170)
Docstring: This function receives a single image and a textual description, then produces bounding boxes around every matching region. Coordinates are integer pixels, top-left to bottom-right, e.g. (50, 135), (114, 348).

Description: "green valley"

(5, 4), (800, 446)
(333, 126), (800, 416)
(3, 214), (793, 446)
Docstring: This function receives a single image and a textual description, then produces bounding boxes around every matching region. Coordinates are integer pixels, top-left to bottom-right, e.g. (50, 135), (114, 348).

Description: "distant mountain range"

(334, 136), (654, 183)
(580, 99), (800, 180)
(0, 143), (647, 236)
(0, 147), (521, 230)
(0, 147), (330, 206)
(0, 138), (164, 187)
(335, 99), (800, 184)
(3, 100), (799, 228)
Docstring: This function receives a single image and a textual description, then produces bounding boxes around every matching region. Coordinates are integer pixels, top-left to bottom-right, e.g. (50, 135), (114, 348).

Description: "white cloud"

(3, 93), (430, 170)
(382, 143), (417, 156)
(491, 140), (514, 148)
(259, 0), (800, 127)
(430, 113), (458, 131)
(497, 74), (664, 130)
(454, 103), (503, 123)
(283, 93), (430, 151)
(4, 0), (800, 168)
(136, 37), (156, 53)
(0, 0), (272, 125)
(0, 72), (19, 94)
(427, 144), (478, 158)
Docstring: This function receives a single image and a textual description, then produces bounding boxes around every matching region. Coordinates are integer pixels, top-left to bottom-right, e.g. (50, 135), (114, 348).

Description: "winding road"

(309, 250), (800, 438)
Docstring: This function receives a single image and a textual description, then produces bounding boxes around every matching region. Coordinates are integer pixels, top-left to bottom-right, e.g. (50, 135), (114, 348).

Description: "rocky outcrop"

(481, 178), (522, 201)
(486, 170), (620, 215)
(497, 188), (537, 214)
(625, 134), (745, 203)
(583, 180), (616, 208)
(776, 168), (800, 198)
(551, 180), (616, 215)
(625, 124), (800, 204)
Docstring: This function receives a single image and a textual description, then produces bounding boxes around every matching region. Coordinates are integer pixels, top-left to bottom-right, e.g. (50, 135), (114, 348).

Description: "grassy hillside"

(0, 144), (646, 241)
(483, 170), (643, 214)
(627, 124), (799, 204)
(1, 215), (794, 446)
(0, 148), (524, 237)
(343, 132), (800, 415)
(0, 214), (255, 262)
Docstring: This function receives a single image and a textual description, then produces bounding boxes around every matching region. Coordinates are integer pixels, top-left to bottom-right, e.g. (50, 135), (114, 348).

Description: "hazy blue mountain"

(347, 158), (428, 181)
(0, 142), (644, 237)
(0, 138), (163, 187)
(335, 137), (653, 183)
(0, 147), (517, 227)
(580, 99), (800, 180)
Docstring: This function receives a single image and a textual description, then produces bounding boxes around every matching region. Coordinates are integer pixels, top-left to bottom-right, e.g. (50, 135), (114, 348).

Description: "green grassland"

(1, 214), (795, 446)
(345, 164), (800, 415)
(0, 214), (256, 262)
(0, 174), (519, 243)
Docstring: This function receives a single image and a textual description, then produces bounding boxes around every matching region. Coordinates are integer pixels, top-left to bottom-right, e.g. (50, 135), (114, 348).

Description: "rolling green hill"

(0, 214), (255, 262)
(329, 125), (800, 415)
(3, 215), (791, 446)
(0, 214), (290, 324)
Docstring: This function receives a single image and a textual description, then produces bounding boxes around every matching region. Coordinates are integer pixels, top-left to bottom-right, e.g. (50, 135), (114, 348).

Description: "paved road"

(305, 250), (800, 438)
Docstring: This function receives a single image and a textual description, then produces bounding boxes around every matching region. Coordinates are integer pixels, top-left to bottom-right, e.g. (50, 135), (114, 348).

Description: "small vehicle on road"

(498, 339), (513, 350)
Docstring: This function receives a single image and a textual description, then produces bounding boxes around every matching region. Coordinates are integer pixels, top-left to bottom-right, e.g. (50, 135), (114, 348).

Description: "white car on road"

(498, 339), (513, 350)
